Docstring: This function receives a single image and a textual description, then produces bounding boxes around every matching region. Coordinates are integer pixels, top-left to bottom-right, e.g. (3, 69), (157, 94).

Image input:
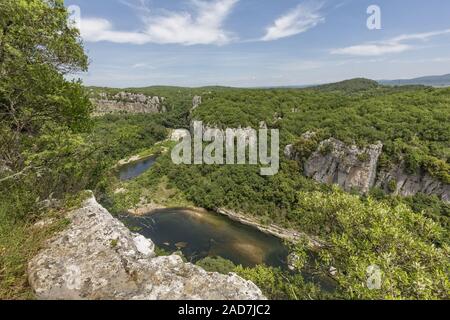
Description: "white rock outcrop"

(285, 135), (449, 202)
(28, 196), (265, 300)
(92, 92), (166, 115)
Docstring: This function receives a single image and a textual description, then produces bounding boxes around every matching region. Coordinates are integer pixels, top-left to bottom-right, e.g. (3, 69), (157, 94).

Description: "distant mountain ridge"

(380, 74), (450, 87)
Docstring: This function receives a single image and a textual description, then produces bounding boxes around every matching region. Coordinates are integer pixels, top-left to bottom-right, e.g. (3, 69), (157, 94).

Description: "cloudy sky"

(66, 0), (450, 87)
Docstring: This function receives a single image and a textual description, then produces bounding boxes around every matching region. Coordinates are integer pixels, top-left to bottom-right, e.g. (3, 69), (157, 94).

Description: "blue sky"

(66, 0), (450, 88)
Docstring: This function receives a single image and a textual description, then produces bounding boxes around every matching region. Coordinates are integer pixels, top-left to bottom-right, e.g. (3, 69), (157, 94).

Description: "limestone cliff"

(376, 165), (449, 202)
(295, 138), (383, 194)
(28, 196), (265, 300)
(285, 136), (449, 202)
(92, 92), (167, 115)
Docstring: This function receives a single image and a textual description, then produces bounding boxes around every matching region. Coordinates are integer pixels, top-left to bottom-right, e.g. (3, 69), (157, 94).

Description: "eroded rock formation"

(303, 138), (383, 194)
(285, 135), (449, 202)
(28, 196), (265, 300)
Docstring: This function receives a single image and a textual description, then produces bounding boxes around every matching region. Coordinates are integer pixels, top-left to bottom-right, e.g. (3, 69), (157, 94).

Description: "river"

(120, 208), (289, 268)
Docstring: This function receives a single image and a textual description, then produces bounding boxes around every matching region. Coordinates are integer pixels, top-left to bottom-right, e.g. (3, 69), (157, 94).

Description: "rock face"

(285, 136), (449, 202)
(376, 165), (449, 202)
(28, 196), (265, 300)
(92, 92), (166, 115)
(303, 138), (383, 194)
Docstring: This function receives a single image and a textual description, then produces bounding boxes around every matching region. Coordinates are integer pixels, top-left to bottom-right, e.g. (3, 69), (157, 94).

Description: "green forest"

(0, 0), (449, 300)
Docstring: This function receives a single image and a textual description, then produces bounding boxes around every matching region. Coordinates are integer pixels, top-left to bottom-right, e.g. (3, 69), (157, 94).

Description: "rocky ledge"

(28, 196), (265, 300)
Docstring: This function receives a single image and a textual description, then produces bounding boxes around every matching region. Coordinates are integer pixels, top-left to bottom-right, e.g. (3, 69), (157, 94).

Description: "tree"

(0, 0), (91, 169)
(293, 188), (449, 300)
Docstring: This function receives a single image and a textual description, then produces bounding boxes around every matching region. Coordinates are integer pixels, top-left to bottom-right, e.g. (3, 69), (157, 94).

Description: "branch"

(0, 166), (33, 183)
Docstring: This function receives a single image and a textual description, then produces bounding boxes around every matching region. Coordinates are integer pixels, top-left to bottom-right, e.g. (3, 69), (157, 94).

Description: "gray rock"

(171, 129), (189, 142)
(91, 92), (166, 115)
(304, 138), (383, 194)
(28, 196), (265, 300)
(376, 165), (449, 202)
(287, 134), (449, 202)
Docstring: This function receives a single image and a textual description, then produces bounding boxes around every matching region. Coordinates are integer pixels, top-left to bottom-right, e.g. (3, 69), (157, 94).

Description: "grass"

(0, 191), (90, 299)
(0, 209), (69, 299)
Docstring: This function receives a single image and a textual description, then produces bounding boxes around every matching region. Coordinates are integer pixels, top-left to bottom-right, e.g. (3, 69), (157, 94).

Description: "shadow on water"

(118, 156), (157, 181)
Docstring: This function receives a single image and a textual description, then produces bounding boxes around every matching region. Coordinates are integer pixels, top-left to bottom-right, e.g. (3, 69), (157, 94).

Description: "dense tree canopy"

(0, 0), (91, 169)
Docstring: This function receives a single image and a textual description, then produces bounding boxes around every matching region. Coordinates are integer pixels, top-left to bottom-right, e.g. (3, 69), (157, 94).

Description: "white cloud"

(261, 2), (325, 41)
(81, 18), (150, 44)
(331, 43), (412, 56)
(80, 0), (239, 46)
(332, 29), (450, 56)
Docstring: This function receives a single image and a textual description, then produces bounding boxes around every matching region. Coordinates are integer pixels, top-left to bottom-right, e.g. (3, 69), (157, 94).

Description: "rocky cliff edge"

(28, 196), (265, 300)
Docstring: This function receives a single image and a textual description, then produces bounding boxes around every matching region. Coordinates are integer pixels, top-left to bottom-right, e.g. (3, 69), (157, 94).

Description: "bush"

(196, 256), (237, 274)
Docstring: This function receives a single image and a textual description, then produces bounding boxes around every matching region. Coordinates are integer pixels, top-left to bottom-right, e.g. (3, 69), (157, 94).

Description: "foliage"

(192, 82), (450, 181)
(0, 0), (92, 167)
(0, 0), (95, 297)
(196, 256), (237, 274)
(90, 114), (168, 162)
(235, 265), (326, 300)
(292, 188), (449, 300)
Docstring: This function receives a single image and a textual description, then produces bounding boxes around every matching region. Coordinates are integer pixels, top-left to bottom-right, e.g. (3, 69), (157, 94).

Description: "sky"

(65, 0), (450, 88)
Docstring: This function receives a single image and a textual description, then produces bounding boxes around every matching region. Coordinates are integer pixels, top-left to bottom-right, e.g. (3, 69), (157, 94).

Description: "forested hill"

(87, 79), (450, 185)
(312, 78), (380, 92)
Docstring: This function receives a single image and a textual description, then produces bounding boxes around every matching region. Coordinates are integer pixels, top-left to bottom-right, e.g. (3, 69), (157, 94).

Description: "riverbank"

(125, 202), (323, 249)
(127, 202), (168, 215)
(116, 141), (171, 168)
(215, 208), (323, 249)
